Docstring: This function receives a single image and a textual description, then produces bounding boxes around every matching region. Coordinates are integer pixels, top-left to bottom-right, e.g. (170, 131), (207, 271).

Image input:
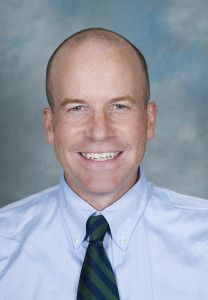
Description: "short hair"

(46, 28), (150, 111)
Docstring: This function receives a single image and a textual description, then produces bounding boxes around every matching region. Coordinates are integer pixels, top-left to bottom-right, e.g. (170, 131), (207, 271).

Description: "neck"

(64, 170), (140, 211)
(80, 190), (126, 211)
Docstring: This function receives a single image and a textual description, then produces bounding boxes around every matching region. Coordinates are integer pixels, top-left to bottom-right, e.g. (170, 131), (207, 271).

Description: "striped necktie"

(77, 215), (120, 300)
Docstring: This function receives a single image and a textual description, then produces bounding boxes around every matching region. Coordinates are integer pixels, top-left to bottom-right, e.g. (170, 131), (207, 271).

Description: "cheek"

(53, 119), (75, 140)
(53, 122), (73, 152)
(125, 118), (147, 144)
(52, 120), (84, 161)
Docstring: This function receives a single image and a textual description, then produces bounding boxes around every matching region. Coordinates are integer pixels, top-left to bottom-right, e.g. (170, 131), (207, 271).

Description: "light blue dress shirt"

(0, 167), (208, 300)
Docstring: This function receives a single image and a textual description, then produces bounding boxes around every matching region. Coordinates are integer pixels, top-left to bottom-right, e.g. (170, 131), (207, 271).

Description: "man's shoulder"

(0, 185), (59, 213)
(0, 185), (59, 234)
(148, 182), (208, 211)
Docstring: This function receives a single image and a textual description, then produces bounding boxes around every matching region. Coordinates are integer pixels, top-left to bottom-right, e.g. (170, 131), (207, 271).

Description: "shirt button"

(75, 237), (80, 243)
(119, 238), (125, 245)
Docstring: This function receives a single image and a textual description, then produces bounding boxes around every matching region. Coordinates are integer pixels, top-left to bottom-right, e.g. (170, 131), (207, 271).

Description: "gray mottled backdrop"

(0, 0), (207, 207)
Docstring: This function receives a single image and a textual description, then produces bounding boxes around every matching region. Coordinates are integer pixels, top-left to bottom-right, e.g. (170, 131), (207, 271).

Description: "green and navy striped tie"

(77, 215), (120, 300)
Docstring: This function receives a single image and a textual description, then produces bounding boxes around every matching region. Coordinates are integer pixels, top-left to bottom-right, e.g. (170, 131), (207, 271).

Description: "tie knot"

(87, 215), (109, 242)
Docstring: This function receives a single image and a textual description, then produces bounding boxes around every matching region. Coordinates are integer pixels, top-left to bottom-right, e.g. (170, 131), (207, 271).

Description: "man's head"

(46, 28), (150, 111)
(43, 28), (157, 210)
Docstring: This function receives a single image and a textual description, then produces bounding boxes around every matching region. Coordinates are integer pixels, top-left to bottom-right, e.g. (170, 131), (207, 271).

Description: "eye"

(115, 104), (126, 109)
(71, 106), (83, 111)
(108, 103), (129, 112)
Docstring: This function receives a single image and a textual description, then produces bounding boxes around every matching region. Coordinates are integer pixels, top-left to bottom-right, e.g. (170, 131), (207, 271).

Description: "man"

(0, 28), (207, 300)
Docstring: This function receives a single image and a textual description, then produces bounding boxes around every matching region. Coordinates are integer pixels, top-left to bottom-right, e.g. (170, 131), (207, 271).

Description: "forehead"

(53, 37), (141, 74)
(50, 38), (144, 102)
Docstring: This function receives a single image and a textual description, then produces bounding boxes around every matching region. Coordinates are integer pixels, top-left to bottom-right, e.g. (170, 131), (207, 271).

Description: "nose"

(88, 112), (113, 142)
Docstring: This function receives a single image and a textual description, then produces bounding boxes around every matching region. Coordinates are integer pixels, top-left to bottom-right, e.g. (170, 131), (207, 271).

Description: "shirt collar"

(58, 176), (96, 250)
(58, 166), (149, 251)
(101, 166), (149, 251)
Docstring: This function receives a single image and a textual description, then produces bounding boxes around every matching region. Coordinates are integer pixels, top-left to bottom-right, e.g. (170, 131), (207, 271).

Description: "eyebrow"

(60, 98), (87, 107)
(60, 95), (136, 107)
(108, 95), (136, 104)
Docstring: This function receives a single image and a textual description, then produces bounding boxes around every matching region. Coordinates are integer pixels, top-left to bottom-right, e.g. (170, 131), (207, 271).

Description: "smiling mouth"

(80, 152), (121, 161)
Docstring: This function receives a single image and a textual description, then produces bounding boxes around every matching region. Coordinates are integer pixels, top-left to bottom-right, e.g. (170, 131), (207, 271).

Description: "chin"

(82, 179), (120, 195)
(80, 171), (136, 197)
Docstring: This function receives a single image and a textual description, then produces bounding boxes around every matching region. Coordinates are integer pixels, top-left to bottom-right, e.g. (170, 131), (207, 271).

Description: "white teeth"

(81, 152), (120, 161)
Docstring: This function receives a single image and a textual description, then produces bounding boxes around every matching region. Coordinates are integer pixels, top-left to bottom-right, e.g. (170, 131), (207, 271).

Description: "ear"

(146, 102), (157, 141)
(43, 108), (54, 145)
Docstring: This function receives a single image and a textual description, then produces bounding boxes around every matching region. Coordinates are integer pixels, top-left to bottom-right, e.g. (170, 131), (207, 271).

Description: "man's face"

(44, 40), (157, 205)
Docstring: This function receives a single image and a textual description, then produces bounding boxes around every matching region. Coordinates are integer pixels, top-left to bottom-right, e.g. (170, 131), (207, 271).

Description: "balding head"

(43, 28), (157, 207)
(46, 28), (150, 111)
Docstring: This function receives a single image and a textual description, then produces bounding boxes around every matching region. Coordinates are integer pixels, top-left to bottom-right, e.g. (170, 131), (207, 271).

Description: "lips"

(80, 152), (121, 161)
